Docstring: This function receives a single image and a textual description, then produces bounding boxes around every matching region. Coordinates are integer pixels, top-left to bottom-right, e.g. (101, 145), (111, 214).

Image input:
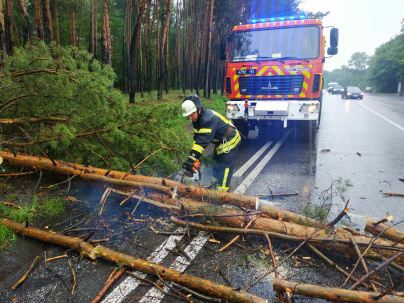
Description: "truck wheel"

(232, 120), (249, 138)
(297, 120), (316, 142)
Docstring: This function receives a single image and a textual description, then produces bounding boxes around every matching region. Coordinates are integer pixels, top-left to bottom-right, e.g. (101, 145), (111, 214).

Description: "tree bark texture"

(101, 0), (112, 65)
(54, 6), (60, 45)
(44, 0), (53, 41)
(5, 0), (14, 54)
(1, 219), (269, 303)
(18, 0), (31, 45)
(273, 278), (402, 303)
(0, 0), (7, 55)
(34, 0), (44, 40)
(365, 219), (404, 244)
(128, 0), (147, 103)
(203, 0), (214, 98)
(157, 0), (171, 99)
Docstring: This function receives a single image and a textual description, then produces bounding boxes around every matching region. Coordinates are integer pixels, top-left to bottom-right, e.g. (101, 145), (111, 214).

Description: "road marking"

(358, 102), (404, 132)
(101, 228), (184, 303)
(139, 231), (209, 303)
(233, 140), (273, 177)
(233, 128), (293, 195)
(103, 129), (288, 302)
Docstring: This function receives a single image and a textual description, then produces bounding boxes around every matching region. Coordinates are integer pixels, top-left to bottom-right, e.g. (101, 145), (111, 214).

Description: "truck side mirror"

(330, 28), (339, 48)
(220, 35), (228, 61)
(327, 47), (338, 55)
(327, 28), (339, 55)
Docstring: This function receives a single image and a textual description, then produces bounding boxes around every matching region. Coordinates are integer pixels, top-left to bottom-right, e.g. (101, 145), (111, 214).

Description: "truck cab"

(220, 16), (338, 141)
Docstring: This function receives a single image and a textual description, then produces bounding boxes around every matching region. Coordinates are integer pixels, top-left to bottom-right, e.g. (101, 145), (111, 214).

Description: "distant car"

(327, 82), (338, 93)
(364, 87), (373, 93)
(341, 86), (363, 99)
(332, 85), (344, 94)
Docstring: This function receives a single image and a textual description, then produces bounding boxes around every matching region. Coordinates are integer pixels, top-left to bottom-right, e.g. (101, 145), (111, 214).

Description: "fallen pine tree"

(1, 151), (404, 265)
(273, 278), (403, 303)
(0, 218), (269, 303)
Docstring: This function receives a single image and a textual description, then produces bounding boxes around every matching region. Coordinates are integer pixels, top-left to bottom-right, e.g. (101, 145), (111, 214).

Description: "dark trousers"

(212, 141), (240, 191)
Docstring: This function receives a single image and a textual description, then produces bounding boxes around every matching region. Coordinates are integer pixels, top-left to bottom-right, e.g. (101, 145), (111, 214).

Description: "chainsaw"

(181, 159), (201, 185)
(171, 160), (201, 199)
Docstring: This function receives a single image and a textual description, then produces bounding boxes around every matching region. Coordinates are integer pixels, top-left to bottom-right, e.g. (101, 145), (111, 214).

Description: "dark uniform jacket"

(188, 108), (241, 162)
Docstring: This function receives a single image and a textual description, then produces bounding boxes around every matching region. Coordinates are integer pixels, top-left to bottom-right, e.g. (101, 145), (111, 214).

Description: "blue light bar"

(251, 19), (257, 23)
(270, 18), (275, 21)
(280, 17), (285, 20)
(260, 18), (266, 22)
(248, 15), (307, 24)
(299, 15), (306, 19)
(290, 16), (295, 19)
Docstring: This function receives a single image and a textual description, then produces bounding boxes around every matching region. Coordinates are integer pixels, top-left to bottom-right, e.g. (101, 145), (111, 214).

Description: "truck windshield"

(229, 26), (320, 62)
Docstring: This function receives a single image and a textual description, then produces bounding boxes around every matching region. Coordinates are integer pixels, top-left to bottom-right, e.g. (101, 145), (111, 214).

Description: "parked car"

(364, 87), (373, 93)
(332, 85), (344, 94)
(341, 86), (363, 99)
(327, 82), (338, 93)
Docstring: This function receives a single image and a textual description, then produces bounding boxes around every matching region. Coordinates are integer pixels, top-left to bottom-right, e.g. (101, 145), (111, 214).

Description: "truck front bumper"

(226, 100), (319, 127)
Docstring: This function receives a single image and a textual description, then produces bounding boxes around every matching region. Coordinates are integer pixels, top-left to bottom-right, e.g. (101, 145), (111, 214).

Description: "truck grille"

(239, 75), (304, 95)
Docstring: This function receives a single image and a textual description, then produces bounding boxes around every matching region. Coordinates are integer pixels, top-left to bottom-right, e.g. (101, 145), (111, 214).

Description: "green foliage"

(302, 178), (352, 224)
(1, 42), (189, 176)
(0, 226), (16, 250)
(348, 52), (370, 71)
(367, 33), (404, 93)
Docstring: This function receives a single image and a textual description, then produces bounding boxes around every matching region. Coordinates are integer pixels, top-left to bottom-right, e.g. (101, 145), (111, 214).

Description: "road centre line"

(102, 228), (184, 303)
(233, 140), (273, 177)
(233, 128), (293, 195)
(103, 130), (286, 302)
(139, 231), (209, 303)
(357, 102), (404, 132)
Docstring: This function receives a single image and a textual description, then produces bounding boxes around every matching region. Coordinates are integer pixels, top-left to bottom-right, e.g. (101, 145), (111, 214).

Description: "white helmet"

(182, 100), (197, 116)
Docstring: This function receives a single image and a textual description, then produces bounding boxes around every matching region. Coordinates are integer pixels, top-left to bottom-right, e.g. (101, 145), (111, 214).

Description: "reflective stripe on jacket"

(188, 108), (239, 161)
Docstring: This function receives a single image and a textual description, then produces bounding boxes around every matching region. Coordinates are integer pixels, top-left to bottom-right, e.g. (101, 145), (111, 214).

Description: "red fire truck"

(220, 16), (338, 141)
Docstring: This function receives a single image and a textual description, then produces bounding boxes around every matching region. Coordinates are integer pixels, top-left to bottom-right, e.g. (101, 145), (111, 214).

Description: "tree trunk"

(54, 6), (60, 45)
(18, 0), (31, 45)
(5, 0), (14, 54)
(71, 0), (77, 46)
(128, 0), (147, 103)
(0, 0), (7, 56)
(78, 0), (84, 46)
(44, 0), (53, 41)
(146, 0), (152, 93)
(34, 0), (44, 40)
(2, 152), (404, 265)
(155, 0), (160, 92)
(101, 0), (112, 65)
(94, 0), (98, 57)
(89, 0), (95, 54)
(273, 278), (402, 303)
(365, 219), (404, 244)
(1, 218), (268, 303)
(157, 0), (171, 99)
(203, 0), (214, 98)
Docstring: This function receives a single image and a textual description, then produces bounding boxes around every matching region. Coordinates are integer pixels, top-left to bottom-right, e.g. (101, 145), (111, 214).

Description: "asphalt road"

(1, 91), (403, 303)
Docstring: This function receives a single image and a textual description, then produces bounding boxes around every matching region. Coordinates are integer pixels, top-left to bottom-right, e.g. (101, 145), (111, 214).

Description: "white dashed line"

(233, 140), (273, 177)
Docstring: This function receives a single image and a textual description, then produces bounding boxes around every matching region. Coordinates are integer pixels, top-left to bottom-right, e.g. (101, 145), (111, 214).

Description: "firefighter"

(181, 94), (241, 191)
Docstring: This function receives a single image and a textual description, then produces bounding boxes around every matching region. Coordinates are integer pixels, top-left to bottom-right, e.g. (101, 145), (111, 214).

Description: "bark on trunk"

(365, 219), (404, 244)
(0, 0), (7, 55)
(157, 0), (171, 99)
(54, 6), (60, 45)
(34, 0), (44, 40)
(128, 0), (147, 103)
(44, 0), (53, 41)
(273, 278), (402, 303)
(101, 0), (112, 65)
(1, 219), (269, 303)
(5, 0), (14, 54)
(18, 0), (30, 45)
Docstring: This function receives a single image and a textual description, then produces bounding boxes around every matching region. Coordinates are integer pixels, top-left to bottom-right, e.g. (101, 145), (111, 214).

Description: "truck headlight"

(226, 104), (240, 113)
(300, 103), (319, 113)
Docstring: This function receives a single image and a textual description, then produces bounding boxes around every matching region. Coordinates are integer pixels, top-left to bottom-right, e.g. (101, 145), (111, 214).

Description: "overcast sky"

(299, 0), (404, 71)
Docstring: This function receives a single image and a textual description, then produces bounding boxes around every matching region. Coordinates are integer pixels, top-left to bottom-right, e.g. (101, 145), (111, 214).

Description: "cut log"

(273, 278), (403, 303)
(1, 151), (339, 230)
(1, 218), (268, 303)
(365, 219), (404, 244)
